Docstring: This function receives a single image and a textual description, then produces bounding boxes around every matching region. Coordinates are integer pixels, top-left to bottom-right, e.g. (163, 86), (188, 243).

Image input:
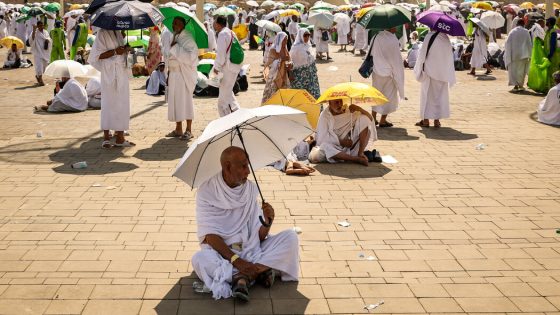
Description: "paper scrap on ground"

(292, 226), (302, 234)
(105, 186), (117, 190)
(328, 66), (338, 71)
(358, 253), (376, 260)
(364, 300), (384, 311)
(91, 183), (103, 187)
(337, 220), (350, 227)
(381, 155), (398, 164)
(475, 143), (486, 150)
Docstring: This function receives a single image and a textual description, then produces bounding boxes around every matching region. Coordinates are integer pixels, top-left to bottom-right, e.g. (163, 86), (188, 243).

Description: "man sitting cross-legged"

(191, 146), (299, 301)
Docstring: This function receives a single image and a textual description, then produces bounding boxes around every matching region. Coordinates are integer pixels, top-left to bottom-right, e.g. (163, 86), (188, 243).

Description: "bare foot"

(356, 155), (369, 166)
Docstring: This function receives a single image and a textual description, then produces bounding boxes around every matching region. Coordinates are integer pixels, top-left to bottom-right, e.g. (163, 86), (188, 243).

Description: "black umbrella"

(90, 0), (163, 30)
(27, 7), (47, 17)
(85, 0), (153, 15)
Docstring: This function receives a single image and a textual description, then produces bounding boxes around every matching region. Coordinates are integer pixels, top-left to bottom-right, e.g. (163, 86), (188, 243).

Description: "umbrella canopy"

(246, 0), (259, 8)
(469, 17), (490, 35)
(355, 7), (373, 19)
(357, 4), (411, 30)
(44, 60), (87, 78)
(197, 59), (214, 75)
(64, 9), (84, 17)
(91, 0), (163, 31)
(263, 89), (319, 129)
(316, 82), (388, 108)
(213, 6), (237, 16)
(160, 6), (209, 49)
(44, 2), (60, 12)
(290, 3), (305, 11)
(334, 12), (351, 24)
(480, 11), (504, 29)
(417, 11), (466, 36)
(279, 9), (300, 17)
(308, 10), (334, 29)
(173, 105), (312, 188)
(261, 1), (277, 9)
(502, 4), (519, 14)
(471, 1), (492, 10)
(519, 1), (534, 9)
(69, 3), (82, 10)
(204, 3), (217, 10)
(256, 20), (282, 33)
(81, 65), (101, 78)
(0, 36), (25, 49)
(27, 6), (46, 16)
(311, 1), (337, 11)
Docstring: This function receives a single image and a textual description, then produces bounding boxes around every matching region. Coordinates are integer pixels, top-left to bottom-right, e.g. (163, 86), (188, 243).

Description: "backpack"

(227, 31), (244, 65)
(321, 30), (329, 41)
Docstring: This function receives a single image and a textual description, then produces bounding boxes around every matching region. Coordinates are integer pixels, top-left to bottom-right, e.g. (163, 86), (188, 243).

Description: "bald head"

(221, 146), (250, 188)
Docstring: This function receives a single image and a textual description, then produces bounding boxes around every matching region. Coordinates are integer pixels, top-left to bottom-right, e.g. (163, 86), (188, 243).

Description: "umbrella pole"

(234, 126), (273, 227)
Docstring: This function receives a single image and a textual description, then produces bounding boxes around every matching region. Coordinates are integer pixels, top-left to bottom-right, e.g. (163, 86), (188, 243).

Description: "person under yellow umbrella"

(311, 82), (388, 165)
(0, 36), (25, 50)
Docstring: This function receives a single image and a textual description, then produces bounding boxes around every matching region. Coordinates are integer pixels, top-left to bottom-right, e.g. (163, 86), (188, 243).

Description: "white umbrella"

(79, 65), (101, 79)
(177, 2), (189, 8)
(261, 0), (276, 9)
(64, 9), (84, 17)
(333, 12), (351, 24)
(480, 11), (505, 29)
(256, 20), (282, 33)
(308, 10), (334, 29)
(173, 105), (312, 189)
(470, 17), (491, 35)
(246, 0), (259, 8)
(44, 60), (87, 78)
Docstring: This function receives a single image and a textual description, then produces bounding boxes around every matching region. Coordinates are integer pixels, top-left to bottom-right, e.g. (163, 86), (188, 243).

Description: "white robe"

(336, 19), (350, 45)
(407, 43), (421, 68)
(160, 26), (173, 63)
(414, 32), (455, 120)
(0, 18), (6, 39)
(470, 28), (488, 69)
(15, 21), (26, 43)
(191, 173), (299, 300)
(287, 21), (299, 41)
(215, 27), (241, 117)
(29, 28), (51, 76)
(529, 23), (545, 41)
(504, 26), (532, 87)
(66, 17), (76, 50)
(86, 77), (101, 109)
(313, 109), (376, 163)
(146, 69), (167, 95)
(207, 26), (217, 52)
(167, 30), (198, 122)
(313, 28), (329, 53)
(51, 78), (88, 112)
(4, 49), (21, 67)
(89, 30), (130, 131)
(506, 13), (513, 34)
(537, 83), (560, 125)
(369, 31), (405, 115)
(353, 23), (367, 51)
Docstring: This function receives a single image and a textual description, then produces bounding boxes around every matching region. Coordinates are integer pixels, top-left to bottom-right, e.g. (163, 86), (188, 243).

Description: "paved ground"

(0, 42), (559, 315)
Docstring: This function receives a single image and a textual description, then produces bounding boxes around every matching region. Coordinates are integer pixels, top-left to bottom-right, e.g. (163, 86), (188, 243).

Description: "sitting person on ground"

(537, 71), (560, 126)
(3, 43), (22, 68)
(404, 42), (420, 69)
(309, 99), (378, 166)
(272, 136), (317, 176)
(191, 146), (299, 301)
(34, 77), (88, 113)
(146, 62), (167, 96)
(86, 77), (101, 109)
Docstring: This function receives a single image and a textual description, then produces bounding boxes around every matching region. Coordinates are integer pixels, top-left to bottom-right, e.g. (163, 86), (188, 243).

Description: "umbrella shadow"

(133, 138), (188, 161)
(376, 127), (419, 141)
(49, 138), (138, 175)
(314, 162), (391, 179)
(475, 74), (497, 81)
(154, 274), (311, 315)
(418, 127), (478, 140)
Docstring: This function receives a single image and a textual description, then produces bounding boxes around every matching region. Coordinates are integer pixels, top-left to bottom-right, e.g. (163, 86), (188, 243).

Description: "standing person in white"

(160, 25), (173, 64)
(166, 17), (198, 141)
(287, 16), (299, 43)
(313, 27), (331, 60)
(414, 31), (456, 128)
(352, 22), (367, 55)
(89, 29), (134, 148)
(504, 19), (532, 92)
(336, 16), (350, 51)
(469, 24), (491, 75)
(368, 28), (405, 128)
(29, 20), (51, 86)
(213, 15), (241, 117)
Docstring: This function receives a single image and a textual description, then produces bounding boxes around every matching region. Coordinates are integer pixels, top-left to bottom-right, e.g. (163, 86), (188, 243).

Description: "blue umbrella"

(91, 0), (163, 30)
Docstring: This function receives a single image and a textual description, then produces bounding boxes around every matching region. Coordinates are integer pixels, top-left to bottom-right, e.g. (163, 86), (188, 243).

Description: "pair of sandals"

(101, 140), (135, 149)
(415, 121), (441, 128)
(364, 149), (382, 163)
(374, 120), (394, 128)
(166, 130), (192, 141)
(231, 269), (277, 302)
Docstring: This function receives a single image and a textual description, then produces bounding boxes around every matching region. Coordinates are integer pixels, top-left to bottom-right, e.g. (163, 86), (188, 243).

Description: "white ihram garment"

(470, 29), (488, 68)
(50, 78), (88, 112)
(414, 32), (456, 120)
(30, 29), (51, 76)
(368, 31), (405, 115)
(537, 83), (560, 125)
(336, 19), (350, 45)
(353, 23), (368, 51)
(313, 28), (329, 53)
(146, 70), (166, 95)
(89, 30), (130, 131)
(215, 27), (241, 117)
(167, 30), (198, 122)
(86, 77), (101, 109)
(191, 173), (299, 300)
(160, 26), (173, 63)
(504, 26), (532, 87)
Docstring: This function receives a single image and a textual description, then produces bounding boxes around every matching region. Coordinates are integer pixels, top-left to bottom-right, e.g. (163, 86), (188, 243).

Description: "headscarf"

(293, 28), (310, 47)
(290, 28), (314, 68)
(272, 31), (288, 53)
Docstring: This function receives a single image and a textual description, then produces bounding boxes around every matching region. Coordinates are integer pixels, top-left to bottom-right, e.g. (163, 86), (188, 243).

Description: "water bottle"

(192, 281), (211, 293)
(71, 161), (88, 169)
(475, 143), (486, 150)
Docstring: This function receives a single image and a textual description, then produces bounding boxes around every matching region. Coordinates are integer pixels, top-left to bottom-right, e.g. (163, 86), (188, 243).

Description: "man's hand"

(233, 258), (261, 280)
(340, 137), (352, 148)
(262, 202), (275, 225)
(348, 104), (361, 113)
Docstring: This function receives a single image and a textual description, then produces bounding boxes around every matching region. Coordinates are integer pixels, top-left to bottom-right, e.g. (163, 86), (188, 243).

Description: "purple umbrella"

(417, 11), (466, 36)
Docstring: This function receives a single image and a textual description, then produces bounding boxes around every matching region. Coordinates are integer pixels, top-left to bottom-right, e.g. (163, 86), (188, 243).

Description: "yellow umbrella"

(472, 1), (493, 10)
(68, 3), (82, 10)
(279, 9), (301, 17)
(338, 4), (354, 11)
(0, 36), (24, 50)
(316, 82), (388, 108)
(263, 89), (320, 129)
(199, 51), (216, 59)
(519, 1), (534, 9)
(233, 24), (248, 41)
(356, 7), (374, 19)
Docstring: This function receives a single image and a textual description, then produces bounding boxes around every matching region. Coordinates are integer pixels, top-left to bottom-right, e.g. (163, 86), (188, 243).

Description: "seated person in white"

(3, 43), (22, 68)
(35, 77), (88, 112)
(309, 99), (376, 166)
(191, 146), (299, 302)
(405, 42), (421, 69)
(146, 62), (167, 96)
(537, 71), (560, 126)
(86, 77), (101, 109)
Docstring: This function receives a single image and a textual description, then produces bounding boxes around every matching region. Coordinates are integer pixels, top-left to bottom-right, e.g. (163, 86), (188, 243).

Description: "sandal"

(231, 275), (250, 302)
(101, 140), (113, 149)
(434, 121), (441, 128)
(415, 121), (430, 128)
(165, 130), (183, 138)
(256, 269), (276, 288)
(114, 140), (136, 147)
(378, 122), (393, 128)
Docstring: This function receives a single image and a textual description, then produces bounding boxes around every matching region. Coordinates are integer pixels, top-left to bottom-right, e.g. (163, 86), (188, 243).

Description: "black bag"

(321, 31), (329, 41)
(43, 40), (49, 50)
(358, 34), (377, 79)
(421, 31), (439, 71)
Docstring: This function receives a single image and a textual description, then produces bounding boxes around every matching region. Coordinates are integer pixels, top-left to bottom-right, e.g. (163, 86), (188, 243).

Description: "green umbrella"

(28, 7), (47, 17)
(213, 6), (237, 16)
(16, 14), (31, 23)
(44, 3), (61, 12)
(357, 4), (411, 30)
(298, 22), (314, 30)
(126, 29), (150, 37)
(21, 6), (31, 14)
(289, 3), (305, 11)
(160, 6), (209, 49)
(129, 38), (149, 48)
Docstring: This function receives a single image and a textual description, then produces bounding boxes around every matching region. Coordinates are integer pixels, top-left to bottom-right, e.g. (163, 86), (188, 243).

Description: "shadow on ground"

(134, 138), (188, 161)
(314, 162), (391, 179)
(155, 275), (310, 315)
(49, 138), (138, 175)
(418, 127), (478, 141)
(529, 111), (560, 128)
(376, 127), (419, 141)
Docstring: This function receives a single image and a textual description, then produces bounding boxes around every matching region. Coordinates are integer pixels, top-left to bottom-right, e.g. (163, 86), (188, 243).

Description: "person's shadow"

(418, 127), (478, 141)
(134, 138), (188, 161)
(313, 162), (391, 179)
(48, 138), (138, 174)
(376, 127), (419, 141)
(154, 274), (310, 315)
